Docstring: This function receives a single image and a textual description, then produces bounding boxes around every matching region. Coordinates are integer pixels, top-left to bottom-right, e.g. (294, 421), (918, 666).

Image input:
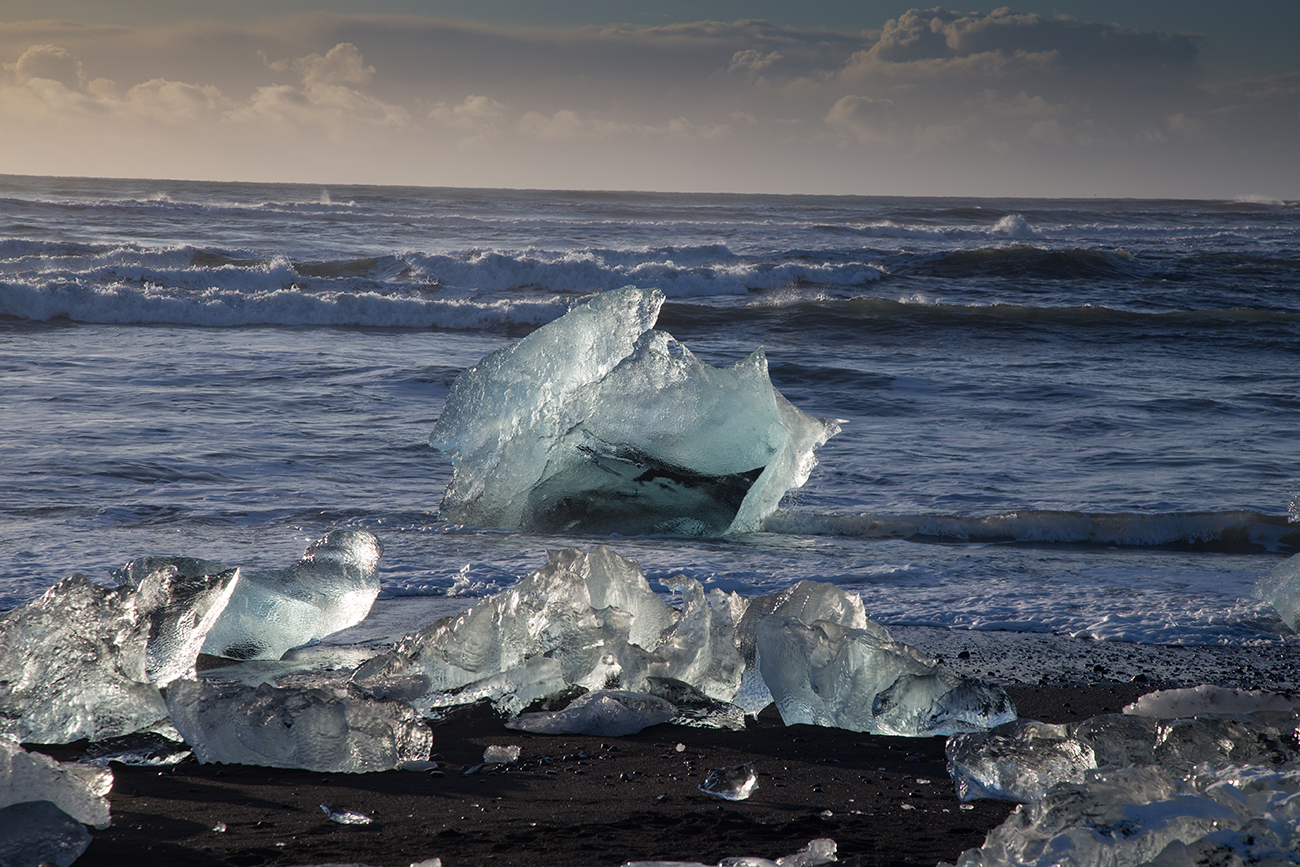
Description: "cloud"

(8, 43), (85, 87)
(825, 95), (898, 144)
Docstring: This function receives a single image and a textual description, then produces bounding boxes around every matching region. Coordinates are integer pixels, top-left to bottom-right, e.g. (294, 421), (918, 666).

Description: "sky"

(1, 1), (1298, 198)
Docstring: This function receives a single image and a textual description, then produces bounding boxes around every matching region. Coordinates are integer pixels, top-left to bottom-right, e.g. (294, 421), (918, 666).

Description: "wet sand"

(60, 683), (1154, 867)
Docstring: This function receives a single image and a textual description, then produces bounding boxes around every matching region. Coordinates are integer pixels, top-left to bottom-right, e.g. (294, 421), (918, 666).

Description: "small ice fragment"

(212, 821), (226, 832)
(483, 744), (521, 764)
(698, 763), (758, 801)
(399, 760), (440, 772)
(776, 838), (837, 867)
(410, 860), (443, 867)
(675, 743), (686, 752)
(320, 803), (372, 825)
(79, 731), (192, 767)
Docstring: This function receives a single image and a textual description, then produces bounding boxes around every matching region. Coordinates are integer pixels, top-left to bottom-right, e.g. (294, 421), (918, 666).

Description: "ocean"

(2, 173), (1298, 658)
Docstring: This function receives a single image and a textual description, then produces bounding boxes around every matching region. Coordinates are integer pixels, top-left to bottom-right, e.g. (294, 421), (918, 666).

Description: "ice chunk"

(1124, 684), (1300, 717)
(482, 744), (521, 764)
(0, 801), (92, 867)
(200, 530), (382, 661)
(1255, 550), (1300, 631)
(430, 286), (838, 536)
(320, 803), (372, 824)
(554, 546), (679, 650)
(756, 615), (1015, 735)
(945, 719), (1097, 802)
(947, 708), (1300, 803)
(165, 679), (432, 773)
(948, 765), (1300, 867)
(731, 580), (878, 717)
(504, 690), (675, 736)
(1, 738), (111, 829)
(698, 762), (758, 800)
(0, 574), (172, 743)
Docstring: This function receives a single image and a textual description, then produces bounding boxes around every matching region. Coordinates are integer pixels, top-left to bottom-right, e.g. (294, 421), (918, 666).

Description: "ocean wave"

(764, 509), (1300, 554)
(893, 244), (1138, 280)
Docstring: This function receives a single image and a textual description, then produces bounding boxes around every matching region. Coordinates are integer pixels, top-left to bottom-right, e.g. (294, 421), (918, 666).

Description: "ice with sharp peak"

(165, 678), (432, 773)
(430, 286), (839, 536)
(0, 564), (237, 744)
(356, 546), (1012, 737)
(756, 615), (1015, 735)
(1254, 550), (1300, 631)
(200, 530), (383, 661)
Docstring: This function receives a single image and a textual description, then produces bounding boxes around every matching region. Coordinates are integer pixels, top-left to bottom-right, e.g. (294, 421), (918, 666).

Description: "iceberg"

(756, 615), (1016, 736)
(200, 530), (382, 661)
(165, 679), (432, 773)
(430, 286), (839, 536)
(1254, 551), (1300, 631)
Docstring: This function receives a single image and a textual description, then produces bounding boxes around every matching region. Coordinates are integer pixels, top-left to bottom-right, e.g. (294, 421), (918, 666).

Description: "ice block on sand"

(166, 679), (432, 773)
(430, 286), (838, 536)
(1254, 550), (1300, 631)
(756, 615), (1015, 736)
(200, 530), (382, 661)
(0, 566), (235, 743)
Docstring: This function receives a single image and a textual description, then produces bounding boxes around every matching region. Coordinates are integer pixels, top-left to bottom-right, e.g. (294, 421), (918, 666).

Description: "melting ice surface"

(945, 687), (1300, 867)
(355, 546), (1014, 737)
(429, 286), (839, 535)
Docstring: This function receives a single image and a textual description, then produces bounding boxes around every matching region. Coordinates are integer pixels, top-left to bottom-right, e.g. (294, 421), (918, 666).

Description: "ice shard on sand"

(430, 286), (840, 535)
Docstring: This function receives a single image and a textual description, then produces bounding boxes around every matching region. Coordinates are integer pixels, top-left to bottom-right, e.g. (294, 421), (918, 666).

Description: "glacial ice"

(1, 738), (112, 829)
(165, 678), (432, 773)
(505, 690), (676, 736)
(200, 530), (383, 661)
(1254, 550), (1300, 631)
(948, 764), (1300, 867)
(430, 286), (839, 536)
(946, 702), (1300, 802)
(357, 546), (1013, 736)
(0, 572), (201, 743)
(698, 762), (759, 800)
(756, 615), (1016, 735)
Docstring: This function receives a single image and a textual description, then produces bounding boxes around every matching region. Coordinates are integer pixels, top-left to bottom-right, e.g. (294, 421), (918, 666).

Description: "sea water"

(2, 174), (1297, 651)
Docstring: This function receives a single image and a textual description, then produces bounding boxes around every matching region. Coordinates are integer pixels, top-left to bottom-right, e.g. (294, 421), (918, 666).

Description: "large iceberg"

(166, 679), (432, 773)
(0, 566), (236, 744)
(430, 286), (839, 535)
(199, 529), (382, 661)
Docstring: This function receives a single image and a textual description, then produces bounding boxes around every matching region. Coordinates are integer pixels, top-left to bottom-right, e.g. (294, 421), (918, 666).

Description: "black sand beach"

(45, 683), (1159, 867)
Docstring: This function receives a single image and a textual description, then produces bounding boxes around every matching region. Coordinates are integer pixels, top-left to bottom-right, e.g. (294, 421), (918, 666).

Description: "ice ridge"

(430, 286), (839, 536)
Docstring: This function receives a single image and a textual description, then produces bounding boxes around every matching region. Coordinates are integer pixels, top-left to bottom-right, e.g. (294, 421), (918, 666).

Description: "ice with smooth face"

(166, 678), (432, 773)
(200, 530), (383, 661)
(430, 286), (839, 536)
